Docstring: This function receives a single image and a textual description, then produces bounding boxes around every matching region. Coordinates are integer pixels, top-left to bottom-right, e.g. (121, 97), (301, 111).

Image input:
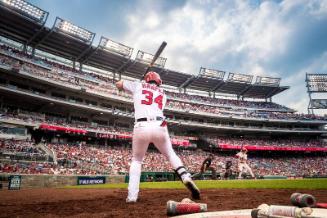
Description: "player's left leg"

(126, 127), (150, 202)
(244, 163), (255, 178)
(152, 125), (200, 200)
(238, 164), (244, 179)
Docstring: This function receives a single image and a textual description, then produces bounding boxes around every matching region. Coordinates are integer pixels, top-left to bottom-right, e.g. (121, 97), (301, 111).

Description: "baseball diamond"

(0, 0), (327, 218)
(1, 182), (327, 217)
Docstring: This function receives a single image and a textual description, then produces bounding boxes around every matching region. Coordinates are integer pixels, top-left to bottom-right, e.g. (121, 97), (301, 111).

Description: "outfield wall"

(0, 174), (125, 189)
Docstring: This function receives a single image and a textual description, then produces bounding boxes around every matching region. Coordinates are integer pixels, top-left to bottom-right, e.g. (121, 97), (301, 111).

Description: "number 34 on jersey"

(141, 90), (163, 110)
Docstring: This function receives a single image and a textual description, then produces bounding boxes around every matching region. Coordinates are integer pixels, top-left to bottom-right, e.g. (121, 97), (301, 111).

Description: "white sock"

(176, 166), (191, 181)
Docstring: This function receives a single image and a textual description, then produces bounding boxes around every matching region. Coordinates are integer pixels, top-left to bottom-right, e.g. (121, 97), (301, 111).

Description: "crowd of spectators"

(206, 136), (326, 148)
(0, 139), (48, 162)
(0, 107), (129, 134)
(47, 143), (129, 175)
(166, 100), (326, 121)
(0, 108), (45, 123)
(0, 108), (195, 145)
(249, 156), (326, 177)
(2, 44), (326, 122)
(0, 107), (325, 148)
(0, 162), (55, 174)
(0, 139), (40, 154)
(166, 91), (289, 111)
(1, 142), (326, 177)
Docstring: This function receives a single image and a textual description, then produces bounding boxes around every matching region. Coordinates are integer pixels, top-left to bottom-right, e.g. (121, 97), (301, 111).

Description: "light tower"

(306, 73), (327, 114)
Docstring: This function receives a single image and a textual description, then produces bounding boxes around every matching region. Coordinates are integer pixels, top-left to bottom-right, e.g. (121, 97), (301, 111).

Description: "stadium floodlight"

(0, 0), (48, 24)
(306, 74), (327, 92)
(227, 72), (253, 84)
(306, 73), (327, 114)
(307, 81), (327, 92)
(99, 36), (133, 58)
(255, 76), (280, 86)
(135, 50), (166, 68)
(199, 67), (225, 80)
(54, 17), (95, 43)
(306, 74), (327, 82)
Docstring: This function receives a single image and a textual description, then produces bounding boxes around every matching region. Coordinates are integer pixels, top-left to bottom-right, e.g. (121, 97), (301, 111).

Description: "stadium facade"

(0, 0), (326, 178)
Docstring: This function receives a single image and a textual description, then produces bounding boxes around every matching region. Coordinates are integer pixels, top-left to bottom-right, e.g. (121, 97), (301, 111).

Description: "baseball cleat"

(183, 178), (200, 200)
(126, 197), (137, 203)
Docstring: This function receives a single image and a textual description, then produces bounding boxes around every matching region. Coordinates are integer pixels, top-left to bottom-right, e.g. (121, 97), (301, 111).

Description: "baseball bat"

(141, 41), (167, 79)
(316, 202), (327, 208)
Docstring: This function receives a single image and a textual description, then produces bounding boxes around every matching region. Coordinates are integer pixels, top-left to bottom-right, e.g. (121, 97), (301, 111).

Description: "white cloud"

(121, 0), (327, 112)
(275, 51), (327, 114)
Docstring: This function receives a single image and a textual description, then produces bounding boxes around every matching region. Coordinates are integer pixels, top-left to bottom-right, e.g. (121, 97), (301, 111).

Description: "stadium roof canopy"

(79, 36), (133, 73)
(29, 17), (96, 60)
(0, 0), (289, 99)
(0, 0), (49, 44)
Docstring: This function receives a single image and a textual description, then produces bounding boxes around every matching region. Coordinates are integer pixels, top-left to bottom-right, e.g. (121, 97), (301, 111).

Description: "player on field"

(235, 147), (255, 179)
(116, 71), (200, 203)
(219, 160), (233, 180)
(192, 154), (217, 179)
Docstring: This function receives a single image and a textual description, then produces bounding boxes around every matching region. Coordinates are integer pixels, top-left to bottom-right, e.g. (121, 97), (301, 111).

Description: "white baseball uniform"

(123, 80), (186, 201)
(236, 151), (254, 179)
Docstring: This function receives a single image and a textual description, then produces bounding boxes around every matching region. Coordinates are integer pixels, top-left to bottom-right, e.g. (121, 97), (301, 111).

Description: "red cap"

(241, 147), (248, 152)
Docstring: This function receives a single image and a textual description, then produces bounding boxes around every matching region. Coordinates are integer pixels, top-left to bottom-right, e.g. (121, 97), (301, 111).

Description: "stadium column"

(31, 47), (36, 57)
(23, 44), (27, 53)
(67, 113), (72, 123)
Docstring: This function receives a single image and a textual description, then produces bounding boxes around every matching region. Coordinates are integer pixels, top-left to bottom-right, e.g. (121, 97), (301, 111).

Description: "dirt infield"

(0, 188), (327, 218)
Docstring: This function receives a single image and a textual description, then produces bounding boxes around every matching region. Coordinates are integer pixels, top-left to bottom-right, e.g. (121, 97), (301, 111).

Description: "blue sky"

(28, 0), (327, 114)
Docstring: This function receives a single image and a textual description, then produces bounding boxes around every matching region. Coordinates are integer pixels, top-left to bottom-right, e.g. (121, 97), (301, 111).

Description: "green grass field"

(65, 178), (327, 189)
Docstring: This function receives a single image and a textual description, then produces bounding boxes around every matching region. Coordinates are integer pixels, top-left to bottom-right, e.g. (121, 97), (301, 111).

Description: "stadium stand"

(0, 47), (326, 122)
(1, 143), (326, 177)
(0, 0), (326, 180)
(0, 139), (49, 161)
(206, 136), (326, 148)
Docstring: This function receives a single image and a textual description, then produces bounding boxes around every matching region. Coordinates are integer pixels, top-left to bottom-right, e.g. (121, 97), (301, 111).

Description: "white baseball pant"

(238, 163), (254, 179)
(127, 120), (184, 201)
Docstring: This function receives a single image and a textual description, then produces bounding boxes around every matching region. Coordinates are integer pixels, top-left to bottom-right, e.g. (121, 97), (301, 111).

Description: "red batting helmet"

(144, 71), (162, 86)
(241, 147), (248, 152)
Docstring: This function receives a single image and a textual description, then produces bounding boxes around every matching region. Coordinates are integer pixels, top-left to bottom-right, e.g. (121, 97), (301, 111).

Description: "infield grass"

(65, 178), (327, 189)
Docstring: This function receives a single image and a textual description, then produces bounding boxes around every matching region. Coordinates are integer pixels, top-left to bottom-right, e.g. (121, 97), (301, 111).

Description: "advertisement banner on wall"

(8, 175), (21, 190)
(77, 176), (106, 185)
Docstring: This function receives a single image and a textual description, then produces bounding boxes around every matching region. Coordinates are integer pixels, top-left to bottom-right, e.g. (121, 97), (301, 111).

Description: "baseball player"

(192, 154), (216, 179)
(235, 147), (255, 179)
(219, 160), (233, 180)
(115, 71), (200, 203)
